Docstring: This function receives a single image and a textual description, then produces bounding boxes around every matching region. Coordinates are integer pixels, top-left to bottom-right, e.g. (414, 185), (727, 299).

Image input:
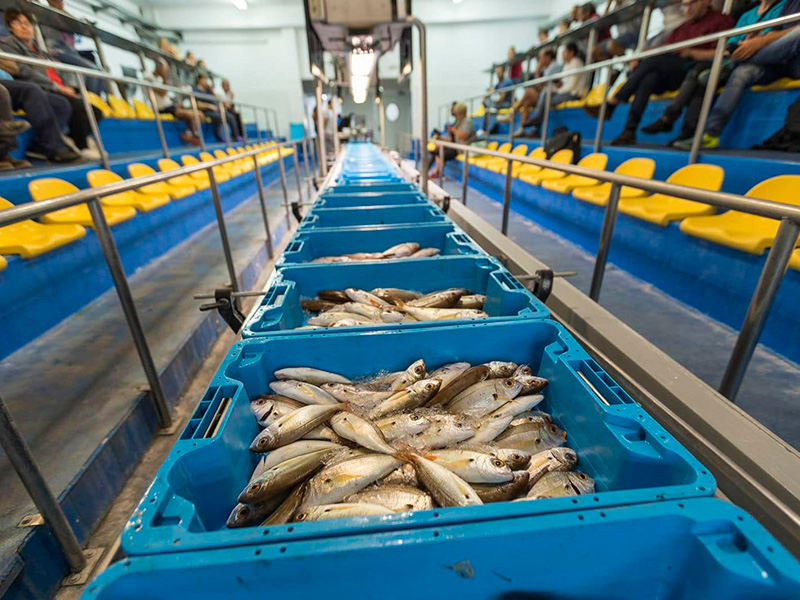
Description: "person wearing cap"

(430, 102), (475, 179)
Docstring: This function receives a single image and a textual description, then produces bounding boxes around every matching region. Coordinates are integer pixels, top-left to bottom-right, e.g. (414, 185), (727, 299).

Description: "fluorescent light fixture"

(349, 48), (375, 105)
(351, 74), (370, 104)
(231, 0), (247, 9)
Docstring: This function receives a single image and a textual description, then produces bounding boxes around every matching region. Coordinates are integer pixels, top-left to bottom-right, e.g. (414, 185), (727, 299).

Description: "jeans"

(52, 49), (108, 95)
(0, 79), (69, 156)
(660, 60), (714, 125)
(46, 92), (98, 149)
(0, 83), (15, 156)
(530, 90), (576, 124)
(206, 109), (242, 142)
(706, 27), (800, 136)
(614, 53), (693, 131)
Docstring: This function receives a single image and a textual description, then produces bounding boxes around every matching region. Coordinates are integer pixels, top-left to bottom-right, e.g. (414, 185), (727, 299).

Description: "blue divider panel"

(298, 204), (448, 230)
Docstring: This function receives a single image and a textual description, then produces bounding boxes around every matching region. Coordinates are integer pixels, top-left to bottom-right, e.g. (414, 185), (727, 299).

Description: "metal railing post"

(251, 154), (274, 260)
(301, 132), (312, 182)
(589, 182), (622, 301)
(719, 218), (800, 400)
(86, 198), (172, 428)
(91, 33), (109, 72)
(688, 36), (728, 164)
(585, 27), (598, 66)
(146, 87), (170, 159)
(540, 83), (552, 147)
(315, 80), (328, 177)
(189, 94), (207, 151)
(332, 94), (341, 157)
(207, 169), (239, 291)
(378, 98), (387, 147)
(408, 16), (429, 195)
(137, 51), (148, 74)
(438, 143), (445, 187)
(292, 144), (305, 206)
(219, 101), (232, 148)
(276, 147), (292, 228)
(461, 149), (470, 205)
(76, 74), (109, 169)
(501, 109), (517, 234)
(637, 2), (654, 51)
(239, 105), (248, 144)
(593, 66), (612, 153)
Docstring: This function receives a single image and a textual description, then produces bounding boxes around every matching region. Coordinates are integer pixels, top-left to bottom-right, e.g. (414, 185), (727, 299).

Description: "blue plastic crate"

(277, 223), (482, 266)
(242, 255), (549, 338)
(325, 182), (417, 194)
(92, 499), (800, 599)
(299, 204), (447, 230)
(122, 320), (715, 556)
(314, 191), (432, 209)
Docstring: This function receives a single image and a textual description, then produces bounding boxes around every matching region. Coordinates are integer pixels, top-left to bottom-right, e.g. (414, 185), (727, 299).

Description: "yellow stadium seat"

(87, 170), (171, 212)
(0, 254), (6, 271)
(651, 90), (679, 101)
(573, 158), (656, 206)
(133, 99), (155, 120)
(460, 141), (498, 163)
(618, 164), (725, 226)
(108, 95), (135, 119)
(182, 154), (230, 183)
(158, 158), (210, 190)
(486, 144), (529, 173)
(679, 175), (800, 255)
(227, 147), (254, 171)
(29, 179), (136, 226)
(127, 163), (196, 199)
(0, 197), (86, 258)
(752, 77), (800, 91)
(472, 143), (511, 168)
(789, 249), (800, 271)
(427, 141), (437, 153)
(471, 104), (486, 118)
(519, 149), (575, 185)
(86, 92), (112, 118)
(514, 147), (548, 177)
(561, 98), (587, 109)
(159, 113), (176, 121)
(542, 153), (608, 194)
(207, 151), (244, 177)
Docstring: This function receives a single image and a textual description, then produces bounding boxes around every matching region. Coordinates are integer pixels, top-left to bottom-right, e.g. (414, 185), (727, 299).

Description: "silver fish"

(330, 412), (396, 454)
(515, 374), (549, 395)
(307, 312), (376, 327)
(381, 242), (420, 258)
(408, 247), (440, 258)
(250, 404), (345, 452)
(456, 294), (485, 309)
(344, 288), (392, 308)
(253, 440), (344, 481)
(473, 471), (530, 503)
(250, 396), (275, 423)
(407, 289), (467, 308)
(269, 380), (339, 406)
(490, 394), (546, 419)
(300, 299), (337, 312)
(496, 422), (567, 454)
(380, 463), (419, 487)
(321, 383), (393, 405)
(426, 365), (490, 407)
(514, 364), (533, 377)
(260, 397), (304, 427)
(526, 470), (595, 499)
(398, 306), (488, 321)
(405, 452), (483, 507)
(427, 362), (471, 389)
(370, 288), (422, 304)
(390, 359), (427, 391)
(412, 414), (475, 449)
(331, 318), (372, 328)
(368, 378), (441, 419)
(226, 493), (287, 528)
(274, 367), (351, 386)
(483, 361), (518, 378)
(526, 447), (579, 487)
(447, 378), (523, 415)
(375, 412), (431, 441)
(510, 410), (553, 428)
(295, 503), (393, 522)
(239, 449), (331, 504)
(469, 405), (516, 443)
(317, 289), (349, 303)
(427, 449), (513, 484)
(344, 485), (435, 512)
(333, 302), (385, 320)
(381, 309), (405, 323)
(262, 482), (307, 525)
(303, 453), (404, 507)
(302, 424), (341, 442)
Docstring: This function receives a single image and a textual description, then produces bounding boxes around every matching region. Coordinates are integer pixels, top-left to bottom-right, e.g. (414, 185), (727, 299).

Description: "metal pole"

(438, 143), (445, 187)
(137, 50), (147, 74)
(276, 147), (291, 228)
(271, 109), (280, 139)
(501, 110), (516, 235)
(408, 16), (429, 195)
(332, 92), (341, 157)
(189, 94), (207, 151)
(91, 33), (109, 71)
(461, 149), (469, 205)
(218, 101), (232, 148)
(540, 83), (552, 147)
(593, 66), (612, 153)
(86, 198), (172, 428)
(146, 87), (170, 159)
(207, 170), (239, 291)
(0, 395), (87, 573)
(589, 183), (622, 301)
(239, 105), (248, 144)
(637, 3), (654, 51)
(301, 133), (312, 182)
(292, 144), (304, 205)
(585, 27), (598, 66)
(719, 219), (800, 400)
(76, 74), (109, 169)
(251, 154), (274, 260)
(378, 98), (387, 147)
(315, 79), (328, 177)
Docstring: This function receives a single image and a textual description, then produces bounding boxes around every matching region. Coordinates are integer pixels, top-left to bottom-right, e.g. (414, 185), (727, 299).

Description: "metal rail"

(432, 138), (800, 404)
(0, 136), (308, 578)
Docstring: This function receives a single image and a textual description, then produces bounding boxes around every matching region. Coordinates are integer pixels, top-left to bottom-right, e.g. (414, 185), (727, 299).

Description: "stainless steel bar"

(0, 394), (87, 573)
(301, 132), (312, 182)
(332, 93), (341, 157)
(137, 50), (148, 74)
(207, 169), (239, 292)
(276, 147), (292, 228)
(408, 16), (429, 195)
(438, 143), (445, 187)
(379, 98), (387, 147)
(585, 27), (598, 65)
(315, 79), (328, 177)
(719, 218), (800, 400)
(593, 66), (612, 153)
(502, 109), (517, 234)
(251, 154), (274, 260)
(688, 38), (729, 163)
(589, 182), (622, 301)
(76, 74), (109, 169)
(147, 87), (170, 159)
(540, 83), (552, 147)
(86, 198), (172, 428)
(461, 149), (470, 205)
(292, 145), (305, 205)
(219, 101), (232, 148)
(189, 94), (207, 152)
(636, 3), (654, 51)
(92, 33), (109, 71)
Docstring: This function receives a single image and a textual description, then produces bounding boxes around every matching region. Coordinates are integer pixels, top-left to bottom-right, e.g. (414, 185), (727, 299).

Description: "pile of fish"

(227, 360), (595, 528)
(312, 242), (439, 263)
(299, 287), (488, 329)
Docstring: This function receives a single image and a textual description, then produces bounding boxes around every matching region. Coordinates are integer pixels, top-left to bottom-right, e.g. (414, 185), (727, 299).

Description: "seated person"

(522, 43), (588, 137)
(577, 2), (612, 54)
(41, 0), (108, 95)
(147, 58), (201, 145)
(538, 29), (550, 44)
(507, 46), (523, 83)
(585, 0), (733, 146)
(641, 0), (786, 145)
(481, 65), (515, 132)
(676, 0), (800, 149)
(0, 81), (31, 170)
(193, 74), (241, 142)
(0, 9), (102, 160)
(429, 102), (475, 179)
(513, 49), (561, 136)
(593, 0), (642, 61)
(222, 78), (244, 139)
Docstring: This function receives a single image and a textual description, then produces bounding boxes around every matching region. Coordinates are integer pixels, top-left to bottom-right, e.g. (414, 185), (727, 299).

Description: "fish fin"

(392, 441), (419, 463)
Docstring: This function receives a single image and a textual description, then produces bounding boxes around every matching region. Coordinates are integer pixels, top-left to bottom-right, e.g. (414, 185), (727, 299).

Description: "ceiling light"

(350, 49), (376, 77)
(231, 0), (247, 9)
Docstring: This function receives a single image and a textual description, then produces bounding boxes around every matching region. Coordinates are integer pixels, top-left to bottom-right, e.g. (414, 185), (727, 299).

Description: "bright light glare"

(350, 50), (376, 77)
(351, 74), (370, 104)
(231, 0), (247, 9)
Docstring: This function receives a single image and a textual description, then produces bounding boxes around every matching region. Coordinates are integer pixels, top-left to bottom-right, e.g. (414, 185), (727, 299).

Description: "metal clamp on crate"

(291, 201), (304, 223)
(516, 270), (577, 302)
(197, 288), (247, 333)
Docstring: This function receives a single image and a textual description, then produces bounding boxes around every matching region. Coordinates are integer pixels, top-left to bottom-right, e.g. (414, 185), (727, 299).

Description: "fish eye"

(295, 513), (307, 521)
(410, 415), (419, 421)
(257, 398), (267, 405)
(456, 423), (463, 428)
(415, 366), (424, 374)
(534, 438), (541, 445)
(492, 459), (504, 468)
(577, 473), (588, 480)
(512, 453), (522, 461)
(249, 483), (260, 492)
(503, 379), (514, 387)
(238, 507), (250, 517)
(425, 383), (435, 391)
(549, 425), (558, 434)
(257, 439), (267, 448)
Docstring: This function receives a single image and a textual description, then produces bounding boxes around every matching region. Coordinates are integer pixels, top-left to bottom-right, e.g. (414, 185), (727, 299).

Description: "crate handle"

(493, 269), (523, 291)
(263, 283), (289, 309)
(697, 529), (781, 582)
(286, 239), (303, 253)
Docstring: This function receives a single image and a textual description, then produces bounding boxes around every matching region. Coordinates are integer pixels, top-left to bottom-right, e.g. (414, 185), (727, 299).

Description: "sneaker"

(25, 147), (48, 161)
(0, 158), (13, 171)
(0, 120), (31, 136)
(80, 147), (102, 161)
(674, 134), (719, 150)
(640, 118), (674, 135)
(513, 127), (525, 137)
(610, 129), (636, 146)
(584, 103), (616, 120)
(7, 156), (32, 169)
(667, 135), (691, 148)
(50, 149), (82, 163)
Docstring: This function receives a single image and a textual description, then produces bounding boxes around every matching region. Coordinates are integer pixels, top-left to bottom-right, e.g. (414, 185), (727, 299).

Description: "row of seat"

(457, 142), (800, 267)
(0, 143), (294, 270)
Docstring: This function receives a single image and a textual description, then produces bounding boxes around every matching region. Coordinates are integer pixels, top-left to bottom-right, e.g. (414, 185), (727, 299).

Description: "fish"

(447, 378), (524, 415)
(515, 374), (549, 395)
(510, 410), (552, 428)
(262, 482), (308, 525)
(526, 471), (595, 499)
(514, 365), (533, 377)
(398, 306), (488, 321)
(330, 318), (372, 328)
(379, 463), (419, 487)
(274, 367), (351, 386)
(250, 396), (275, 423)
(302, 425), (342, 442)
(472, 471), (530, 503)
(404, 452), (483, 507)
(294, 503), (393, 522)
(321, 383), (393, 405)
(335, 302), (385, 321)
(302, 453), (404, 507)
(455, 294), (485, 309)
(250, 404), (345, 452)
(381, 242), (420, 258)
(390, 359), (427, 391)
(317, 289), (349, 303)
(253, 440), (344, 481)
(259, 397), (304, 427)
(427, 449), (513, 484)
(495, 423), (567, 454)
(307, 312), (376, 327)
(344, 485), (435, 512)
(344, 288), (392, 308)
(375, 412), (431, 441)
(330, 412), (396, 454)
(300, 299), (338, 312)
(427, 362), (471, 390)
(368, 378), (441, 419)
(483, 361), (518, 378)
(269, 380), (339, 406)
(238, 449), (331, 504)
(370, 288), (422, 304)
(426, 365), (490, 407)
(311, 256), (352, 264)
(469, 402), (517, 443)
(494, 449), (532, 470)
(412, 414), (475, 449)
(381, 308), (405, 323)
(408, 247), (440, 258)
(526, 448), (579, 487)
(226, 493), (287, 528)
(407, 289), (469, 308)
(490, 394), (546, 418)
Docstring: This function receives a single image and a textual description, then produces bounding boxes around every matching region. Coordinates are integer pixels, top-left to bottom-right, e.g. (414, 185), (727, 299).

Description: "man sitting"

(429, 102), (475, 179)
(512, 49), (560, 136)
(482, 66), (515, 133)
(0, 81), (31, 171)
